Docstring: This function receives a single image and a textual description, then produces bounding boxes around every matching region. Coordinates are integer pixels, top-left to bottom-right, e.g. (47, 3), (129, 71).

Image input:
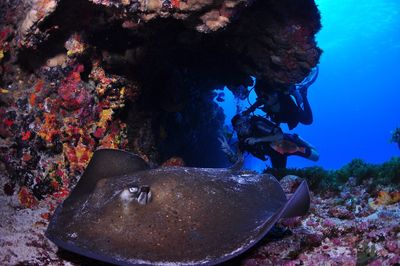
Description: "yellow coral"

(99, 134), (118, 149)
(0, 50), (4, 60)
(98, 122), (128, 149)
(369, 191), (400, 209)
(65, 33), (86, 57)
(390, 191), (400, 203)
(97, 109), (113, 128)
(375, 191), (392, 205)
(63, 142), (93, 172)
(63, 117), (84, 138)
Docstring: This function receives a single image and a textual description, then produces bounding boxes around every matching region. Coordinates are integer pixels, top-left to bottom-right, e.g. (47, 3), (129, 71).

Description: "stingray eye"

(121, 185), (152, 205)
(129, 187), (139, 193)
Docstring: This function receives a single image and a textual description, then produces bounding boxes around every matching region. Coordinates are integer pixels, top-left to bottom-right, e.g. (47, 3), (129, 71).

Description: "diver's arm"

(243, 99), (263, 115)
(245, 131), (283, 145)
(218, 136), (239, 163)
(298, 94), (313, 125)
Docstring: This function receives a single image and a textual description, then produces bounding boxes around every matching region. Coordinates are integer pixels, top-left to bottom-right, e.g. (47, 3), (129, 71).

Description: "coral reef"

(0, 0), (322, 203)
(240, 174), (400, 266)
(0, 0), (325, 263)
(1, 1), (398, 265)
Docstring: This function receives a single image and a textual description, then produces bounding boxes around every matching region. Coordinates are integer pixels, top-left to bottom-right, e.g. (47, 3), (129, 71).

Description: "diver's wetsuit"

(237, 116), (287, 169)
(250, 92), (313, 130)
(269, 92), (313, 130)
(237, 116), (313, 169)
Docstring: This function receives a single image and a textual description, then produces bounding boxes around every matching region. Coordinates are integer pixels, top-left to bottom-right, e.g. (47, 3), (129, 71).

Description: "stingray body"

(46, 149), (310, 265)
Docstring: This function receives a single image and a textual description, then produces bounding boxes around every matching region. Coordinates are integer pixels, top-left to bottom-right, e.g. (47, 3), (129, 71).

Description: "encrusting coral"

(0, 0), (322, 203)
(241, 174), (400, 265)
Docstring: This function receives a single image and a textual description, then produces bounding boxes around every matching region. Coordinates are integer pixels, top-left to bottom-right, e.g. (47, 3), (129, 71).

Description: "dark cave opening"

(0, 0), (322, 204)
(13, 1), (232, 167)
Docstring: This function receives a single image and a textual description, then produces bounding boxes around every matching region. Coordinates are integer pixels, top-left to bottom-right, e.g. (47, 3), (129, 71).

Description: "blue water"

(216, 0), (400, 170)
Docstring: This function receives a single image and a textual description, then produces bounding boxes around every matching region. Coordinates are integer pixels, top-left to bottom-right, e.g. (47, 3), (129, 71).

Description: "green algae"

(265, 157), (400, 190)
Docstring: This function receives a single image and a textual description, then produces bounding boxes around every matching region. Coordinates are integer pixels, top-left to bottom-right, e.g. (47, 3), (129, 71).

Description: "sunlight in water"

(214, 0), (400, 170)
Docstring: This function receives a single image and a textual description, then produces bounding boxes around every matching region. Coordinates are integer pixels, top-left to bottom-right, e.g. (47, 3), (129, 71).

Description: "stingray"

(46, 149), (310, 265)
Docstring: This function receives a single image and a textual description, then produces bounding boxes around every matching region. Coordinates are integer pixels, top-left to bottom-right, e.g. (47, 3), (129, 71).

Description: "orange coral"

(34, 80), (44, 92)
(370, 191), (400, 208)
(18, 186), (38, 208)
(98, 133), (119, 149)
(38, 113), (59, 143)
(98, 122), (128, 149)
(162, 157), (185, 167)
(391, 191), (400, 203)
(29, 93), (36, 107)
(63, 142), (93, 173)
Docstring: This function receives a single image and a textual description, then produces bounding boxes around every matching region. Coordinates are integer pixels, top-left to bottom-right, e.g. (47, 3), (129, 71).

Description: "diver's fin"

(293, 133), (315, 149)
(69, 149), (150, 199)
(281, 180), (310, 218)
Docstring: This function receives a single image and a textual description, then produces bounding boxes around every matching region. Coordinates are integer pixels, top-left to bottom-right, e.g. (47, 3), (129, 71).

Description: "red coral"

(63, 142), (93, 172)
(18, 186), (38, 208)
(21, 131), (32, 141)
(34, 80), (45, 92)
(40, 212), (51, 220)
(93, 127), (105, 138)
(0, 109), (12, 137)
(58, 65), (91, 110)
(4, 119), (13, 127)
(171, 0), (180, 8)
(328, 205), (355, 220)
(0, 28), (11, 42)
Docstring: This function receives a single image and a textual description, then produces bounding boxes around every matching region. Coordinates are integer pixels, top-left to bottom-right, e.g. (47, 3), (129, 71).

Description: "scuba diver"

(220, 112), (319, 169)
(248, 66), (319, 130)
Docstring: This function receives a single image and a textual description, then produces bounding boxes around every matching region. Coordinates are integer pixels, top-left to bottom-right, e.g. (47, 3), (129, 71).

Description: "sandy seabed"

(0, 173), (75, 266)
